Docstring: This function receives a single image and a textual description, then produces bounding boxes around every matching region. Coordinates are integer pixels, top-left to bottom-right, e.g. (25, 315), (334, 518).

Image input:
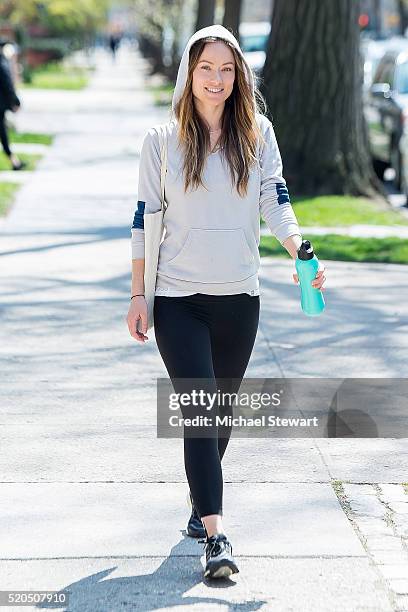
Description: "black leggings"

(154, 292), (260, 518)
(0, 111), (12, 157)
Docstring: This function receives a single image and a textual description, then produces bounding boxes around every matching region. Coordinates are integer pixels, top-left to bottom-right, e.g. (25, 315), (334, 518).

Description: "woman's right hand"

(126, 296), (149, 342)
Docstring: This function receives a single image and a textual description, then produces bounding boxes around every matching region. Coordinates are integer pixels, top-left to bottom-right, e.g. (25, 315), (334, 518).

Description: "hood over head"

(171, 24), (255, 113)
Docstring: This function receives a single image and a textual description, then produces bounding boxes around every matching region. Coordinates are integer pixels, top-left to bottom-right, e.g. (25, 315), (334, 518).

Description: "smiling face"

(191, 41), (236, 111)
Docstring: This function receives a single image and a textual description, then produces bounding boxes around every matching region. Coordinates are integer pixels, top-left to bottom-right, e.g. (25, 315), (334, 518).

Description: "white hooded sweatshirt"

(131, 24), (302, 296)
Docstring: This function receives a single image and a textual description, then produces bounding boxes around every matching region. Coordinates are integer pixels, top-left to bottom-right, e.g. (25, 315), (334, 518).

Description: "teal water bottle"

(295, 239), (325, 316)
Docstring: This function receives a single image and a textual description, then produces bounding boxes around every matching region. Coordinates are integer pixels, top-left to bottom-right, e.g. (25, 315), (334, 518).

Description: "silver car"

(239, 22), (271, 76)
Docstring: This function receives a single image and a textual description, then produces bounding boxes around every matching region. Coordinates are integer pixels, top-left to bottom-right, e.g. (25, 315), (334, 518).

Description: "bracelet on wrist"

(130, 294), (145, 300)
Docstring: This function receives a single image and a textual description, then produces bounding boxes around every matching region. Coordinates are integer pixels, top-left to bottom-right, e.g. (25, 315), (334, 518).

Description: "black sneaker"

(187, 492), (206, 538)
(12, 160), (27, 171)
(198, 533), (239, 579)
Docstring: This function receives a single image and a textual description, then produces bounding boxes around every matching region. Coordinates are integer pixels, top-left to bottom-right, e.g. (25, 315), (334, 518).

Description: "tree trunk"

(222, 0), (243, 41)
(398, 0), (408, 35)
(373, 0), (382, 37)
(195, 0), (216, 31)
(261, 0), (387, 199)
(139, 34), (166, 75)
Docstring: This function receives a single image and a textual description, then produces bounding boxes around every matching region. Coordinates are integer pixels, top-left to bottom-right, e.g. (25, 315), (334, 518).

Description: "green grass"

(21, 62), (89, 90)
(260, 234), (408, 264)
(0, 182), (20, 216)
(0, 134), (48, 215)
(261, 195), (408, 227)
(0, 152), (42, 172)
(293, 195), (408, 225)
(9, 129), (54, 145)
(147, 83), (174, 106)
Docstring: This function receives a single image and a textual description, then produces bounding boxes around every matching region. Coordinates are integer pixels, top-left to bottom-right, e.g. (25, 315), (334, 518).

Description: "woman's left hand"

(293, 262), (327, 290)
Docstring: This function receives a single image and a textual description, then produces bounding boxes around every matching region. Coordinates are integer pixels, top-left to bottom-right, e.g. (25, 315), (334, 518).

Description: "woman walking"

(0, 42), (26, 171)
(127, 24), (326, 579)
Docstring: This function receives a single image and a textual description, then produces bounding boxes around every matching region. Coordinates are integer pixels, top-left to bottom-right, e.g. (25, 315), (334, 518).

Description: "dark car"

(364, 47), (408, 189)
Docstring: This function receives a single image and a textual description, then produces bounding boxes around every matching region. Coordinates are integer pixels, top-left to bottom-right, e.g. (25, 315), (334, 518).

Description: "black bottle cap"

(297, 239), (314, 260)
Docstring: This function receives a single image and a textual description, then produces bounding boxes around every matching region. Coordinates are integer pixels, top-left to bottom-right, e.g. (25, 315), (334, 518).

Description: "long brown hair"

(173, 36), (267, 197)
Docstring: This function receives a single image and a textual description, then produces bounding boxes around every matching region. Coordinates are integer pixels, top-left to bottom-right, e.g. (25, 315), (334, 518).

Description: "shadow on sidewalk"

(35, 533), (267, 611)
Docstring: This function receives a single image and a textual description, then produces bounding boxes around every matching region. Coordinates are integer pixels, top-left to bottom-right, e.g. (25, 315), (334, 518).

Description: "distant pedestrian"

(108, 33), (122, 60)
(0, 41), (26, 171)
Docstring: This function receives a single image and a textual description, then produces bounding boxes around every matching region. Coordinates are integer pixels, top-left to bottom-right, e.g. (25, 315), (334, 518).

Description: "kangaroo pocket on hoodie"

(159, 227), (258, 283)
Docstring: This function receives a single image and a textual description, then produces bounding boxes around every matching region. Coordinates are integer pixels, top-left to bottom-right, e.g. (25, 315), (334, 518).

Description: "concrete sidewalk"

(0, 44), (407, 611)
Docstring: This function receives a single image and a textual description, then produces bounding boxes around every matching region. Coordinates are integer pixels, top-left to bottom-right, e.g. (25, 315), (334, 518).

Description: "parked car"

(364, 45), (408, 190)
(398, 127), (408, 202)
(239, 22), (271, 75)
(360, 37), (398, 95)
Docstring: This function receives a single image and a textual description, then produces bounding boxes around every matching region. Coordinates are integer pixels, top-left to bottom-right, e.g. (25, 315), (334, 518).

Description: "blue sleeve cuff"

(276, 183), (291, 205)
(131, 200), (145, 229)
